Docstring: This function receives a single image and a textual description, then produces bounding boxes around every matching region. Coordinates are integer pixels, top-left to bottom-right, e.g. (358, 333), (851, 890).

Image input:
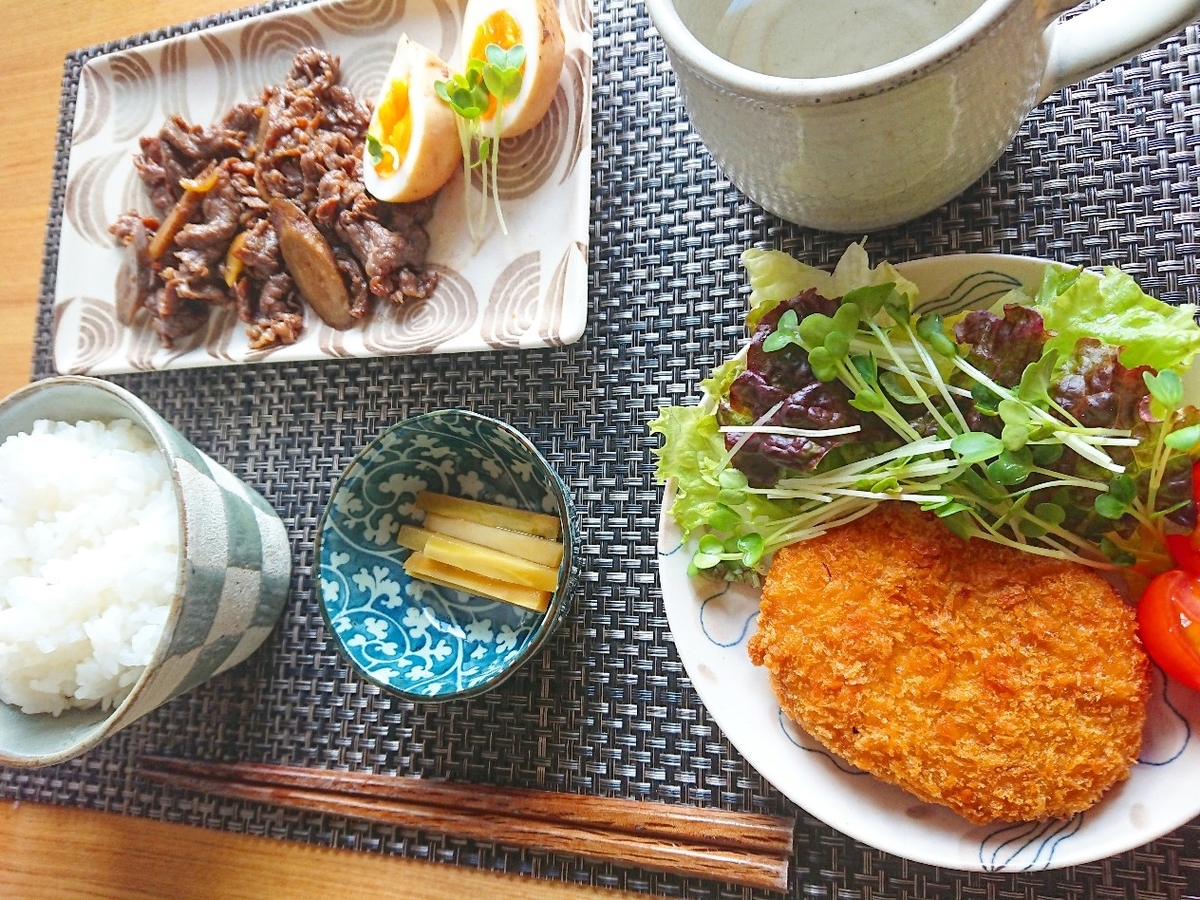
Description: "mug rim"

(646, 0), (1017, 103)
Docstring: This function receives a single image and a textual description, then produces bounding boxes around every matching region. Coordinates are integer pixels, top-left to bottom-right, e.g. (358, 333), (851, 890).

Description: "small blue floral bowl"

(315, 409), (579, 702)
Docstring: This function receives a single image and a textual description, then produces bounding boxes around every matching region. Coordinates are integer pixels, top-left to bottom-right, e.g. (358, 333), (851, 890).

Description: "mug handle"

(1040, 0), (1200, 99)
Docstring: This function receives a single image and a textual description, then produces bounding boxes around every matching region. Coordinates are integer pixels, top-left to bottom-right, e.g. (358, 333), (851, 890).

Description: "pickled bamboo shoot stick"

(420, 512), (564, 567)
(415, 491), (561, 539)
(403, 552), (551, 612)
(419, 533), (558, 591)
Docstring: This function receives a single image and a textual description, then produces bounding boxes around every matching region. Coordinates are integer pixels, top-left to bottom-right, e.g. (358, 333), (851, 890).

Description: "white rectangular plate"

(54, 0), (592, 374)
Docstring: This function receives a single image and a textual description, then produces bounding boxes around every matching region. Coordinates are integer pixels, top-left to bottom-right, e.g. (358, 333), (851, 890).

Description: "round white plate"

(657, 253), (1200, 871)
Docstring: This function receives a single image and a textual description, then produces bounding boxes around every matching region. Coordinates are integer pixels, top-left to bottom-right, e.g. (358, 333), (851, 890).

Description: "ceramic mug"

(646, 0), (1200, 232)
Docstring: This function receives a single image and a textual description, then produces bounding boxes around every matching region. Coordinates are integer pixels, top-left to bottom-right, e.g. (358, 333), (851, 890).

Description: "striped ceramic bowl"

(0, 375), (292, 766)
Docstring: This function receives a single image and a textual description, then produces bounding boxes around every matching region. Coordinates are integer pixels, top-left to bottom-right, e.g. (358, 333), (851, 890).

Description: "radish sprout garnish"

(435, 43), (525, 248)
(653, 246), (1200, 581)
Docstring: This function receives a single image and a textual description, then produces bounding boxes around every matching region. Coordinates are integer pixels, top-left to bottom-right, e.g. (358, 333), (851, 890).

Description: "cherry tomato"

(1165, 531), (1200, 576)
(1138, 569), (1200, 691)
(1166, 461), (1200, 575)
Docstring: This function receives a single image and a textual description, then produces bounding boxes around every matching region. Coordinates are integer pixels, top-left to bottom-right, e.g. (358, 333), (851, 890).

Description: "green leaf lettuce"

(1035, 265), (1200, 372)
(743, 241), (918, 329)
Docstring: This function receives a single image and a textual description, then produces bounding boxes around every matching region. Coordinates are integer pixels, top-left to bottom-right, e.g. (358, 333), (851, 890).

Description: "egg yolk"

(371, 79), (413, 177)
(469, 10), (524, 121)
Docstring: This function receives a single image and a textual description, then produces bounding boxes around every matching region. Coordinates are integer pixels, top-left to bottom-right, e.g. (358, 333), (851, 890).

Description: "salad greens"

(651, 243), (1200, 582)
(1035, 265), (1200, 372)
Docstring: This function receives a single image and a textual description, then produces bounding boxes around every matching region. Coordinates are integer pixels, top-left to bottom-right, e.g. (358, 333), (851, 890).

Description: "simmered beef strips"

(109, 47), (438, 349)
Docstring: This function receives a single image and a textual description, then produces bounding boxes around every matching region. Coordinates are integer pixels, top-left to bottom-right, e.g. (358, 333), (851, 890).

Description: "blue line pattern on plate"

(1138, 666), (1192, 766)
(776, 708), (866, 776)
(978, 815), (1084, 871)
(919, 270), (1024, 316)
(697, 582), (758, 648)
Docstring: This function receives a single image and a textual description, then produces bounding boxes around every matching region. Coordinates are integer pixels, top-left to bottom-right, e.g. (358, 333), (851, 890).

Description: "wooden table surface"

(0, 3), (627, 897)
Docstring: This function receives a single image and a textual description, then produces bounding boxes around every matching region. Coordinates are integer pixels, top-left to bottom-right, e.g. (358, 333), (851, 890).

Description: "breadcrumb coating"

(747, 504), (1150, 824)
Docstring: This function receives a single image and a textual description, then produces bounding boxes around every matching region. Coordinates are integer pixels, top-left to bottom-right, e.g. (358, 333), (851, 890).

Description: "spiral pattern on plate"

(474, 96), (566, 201)
(538, 241), (584, 343)
(316, 315), (363, 358)
(362, 265), (475, 354)
(127, 317), (169, 372)
(159, 39), (192, 121)
(118, 163), (156, 218)
(481, 252), (540, 348)
(56, 297), (124, 374)
(196, 34), (242, 122)
(560, 48), (590, 182)
(199, 305), (242, 362)
(314, 0), (406, 34)
(73, 64), (110, 146)
(430, 0), (460, 59)
(239, 18), (325, 96)
(109, 51), (158, 143)
(66, 151), (127, 248)
(339, 40), (397, 104)
(563, 0), (591, 35)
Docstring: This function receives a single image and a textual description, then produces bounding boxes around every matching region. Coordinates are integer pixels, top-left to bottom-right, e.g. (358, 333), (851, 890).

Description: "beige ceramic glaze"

(646, 0), (1200, 231)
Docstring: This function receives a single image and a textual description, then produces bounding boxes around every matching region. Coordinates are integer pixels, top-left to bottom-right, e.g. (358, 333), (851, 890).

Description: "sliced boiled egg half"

(362, 35), (463, 203)
(459, 0), (565, 139)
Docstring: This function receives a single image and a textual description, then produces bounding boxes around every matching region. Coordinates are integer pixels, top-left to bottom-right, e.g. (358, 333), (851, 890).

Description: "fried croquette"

(747, 504), (1150, 824)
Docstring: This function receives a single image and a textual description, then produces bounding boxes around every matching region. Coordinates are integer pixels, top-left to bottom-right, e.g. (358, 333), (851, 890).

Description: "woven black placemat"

(6, 0), (1200, 896)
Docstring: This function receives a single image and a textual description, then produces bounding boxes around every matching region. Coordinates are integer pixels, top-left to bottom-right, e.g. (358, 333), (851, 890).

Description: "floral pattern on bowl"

(317, 409), (578, 701)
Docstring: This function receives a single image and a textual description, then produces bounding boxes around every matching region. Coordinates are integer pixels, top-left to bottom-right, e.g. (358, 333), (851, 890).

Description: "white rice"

(0, 418), (177, 716)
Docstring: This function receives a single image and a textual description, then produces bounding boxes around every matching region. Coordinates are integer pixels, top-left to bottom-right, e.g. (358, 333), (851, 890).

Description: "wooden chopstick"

(139, 755), (793, 856)
(137, 757), (795, 892)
